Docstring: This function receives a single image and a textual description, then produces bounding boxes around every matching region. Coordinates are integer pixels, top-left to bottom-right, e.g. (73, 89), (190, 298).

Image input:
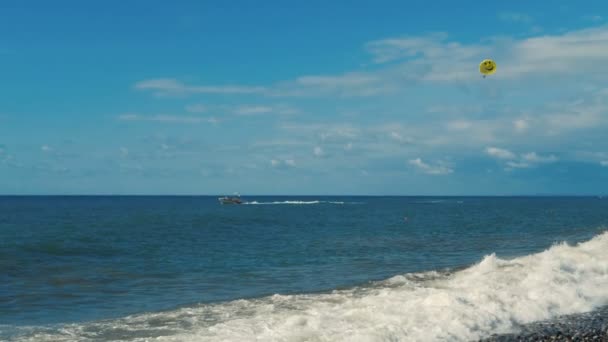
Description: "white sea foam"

(413, 199), (464, 204)
(9, 231), (608, 342)
(244, 200), (357, 205)
(245, 200), (321, 205)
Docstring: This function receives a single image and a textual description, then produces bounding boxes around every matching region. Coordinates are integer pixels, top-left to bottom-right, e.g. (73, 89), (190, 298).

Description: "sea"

(1, 196), (607, 341)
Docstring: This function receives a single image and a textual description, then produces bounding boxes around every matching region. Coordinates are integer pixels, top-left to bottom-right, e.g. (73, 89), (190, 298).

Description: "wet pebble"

(479, 306), (608, 341)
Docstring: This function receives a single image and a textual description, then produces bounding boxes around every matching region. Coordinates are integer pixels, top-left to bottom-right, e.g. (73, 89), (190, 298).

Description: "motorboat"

(218, 193), (243, 205)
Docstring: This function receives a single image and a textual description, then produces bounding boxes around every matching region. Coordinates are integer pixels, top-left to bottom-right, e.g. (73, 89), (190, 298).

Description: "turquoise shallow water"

(1, 196), (607, 341)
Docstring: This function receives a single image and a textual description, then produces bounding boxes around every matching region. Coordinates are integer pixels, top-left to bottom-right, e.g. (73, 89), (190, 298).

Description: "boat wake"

(413, 199), (464, 204)
(243, 200), (361, 205)
(6, 230), (608, 342)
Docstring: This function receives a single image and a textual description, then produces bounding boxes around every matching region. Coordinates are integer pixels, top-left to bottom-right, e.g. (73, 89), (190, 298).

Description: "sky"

(1, 0), (608, 195)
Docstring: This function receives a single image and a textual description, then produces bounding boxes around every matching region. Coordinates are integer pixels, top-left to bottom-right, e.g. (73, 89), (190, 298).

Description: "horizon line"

(0, 194), (605, 197)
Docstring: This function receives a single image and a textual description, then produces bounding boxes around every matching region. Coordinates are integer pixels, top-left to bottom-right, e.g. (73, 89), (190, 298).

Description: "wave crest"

(8, 231), (608, 342)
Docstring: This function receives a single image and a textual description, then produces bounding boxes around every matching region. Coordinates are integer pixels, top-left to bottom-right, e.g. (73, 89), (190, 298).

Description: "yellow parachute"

(479, 59), (497, 77)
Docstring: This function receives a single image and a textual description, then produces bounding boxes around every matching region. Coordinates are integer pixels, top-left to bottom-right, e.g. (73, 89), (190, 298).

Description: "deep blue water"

(1, 196), (607, 328)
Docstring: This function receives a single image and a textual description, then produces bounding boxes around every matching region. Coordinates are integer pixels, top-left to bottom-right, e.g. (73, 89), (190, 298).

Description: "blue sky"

(1, 0), (608, 195)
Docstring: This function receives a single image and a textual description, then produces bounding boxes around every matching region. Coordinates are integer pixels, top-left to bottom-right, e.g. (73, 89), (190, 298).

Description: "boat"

(218, 193), (243, 205)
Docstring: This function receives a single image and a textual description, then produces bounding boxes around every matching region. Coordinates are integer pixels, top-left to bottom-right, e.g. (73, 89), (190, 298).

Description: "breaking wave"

(6, 231), (608, 342)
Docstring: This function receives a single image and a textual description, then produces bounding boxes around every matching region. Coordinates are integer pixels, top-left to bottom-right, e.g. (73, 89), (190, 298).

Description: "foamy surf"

(6, 231), (608, 342)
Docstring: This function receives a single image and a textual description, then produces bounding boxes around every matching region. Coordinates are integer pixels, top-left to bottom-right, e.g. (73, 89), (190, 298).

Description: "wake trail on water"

(7, 230), (608, 342)
(243, 200), (362, 205)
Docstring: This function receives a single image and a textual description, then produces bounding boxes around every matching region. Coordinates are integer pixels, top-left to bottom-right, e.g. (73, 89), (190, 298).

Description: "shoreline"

(479, 306), (608, 341)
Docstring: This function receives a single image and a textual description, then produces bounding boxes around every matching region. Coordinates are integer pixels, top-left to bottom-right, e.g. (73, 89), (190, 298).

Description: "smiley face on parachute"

(479, 59), (497, 77)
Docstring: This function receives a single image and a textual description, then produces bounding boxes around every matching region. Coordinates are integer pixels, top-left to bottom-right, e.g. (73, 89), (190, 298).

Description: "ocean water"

(1, 196), (607, 341)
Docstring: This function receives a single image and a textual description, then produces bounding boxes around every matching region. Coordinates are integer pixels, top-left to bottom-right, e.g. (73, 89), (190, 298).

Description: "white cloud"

(319, 127), (359, 142)
(513, 118), (529, 133)
(135, 26), (608, 101)
(123, 27), (608, 176)
(486, 147), (516, 159)
(41, 145), (52, 152)
(408, 158), (453, 175)
(135, 78), (266, 97)
(389, 131), (413, 144)
(230, 104), (298, 116)
(427, 119), (499, 145)
(235, 106), (274, 115)
(446, 120), (473, 131)
(544, 106), (605, 133)
(522, 152), (557, 163)
(118, 114), (139, 120)
(296, 73), (379, 87)
(600, 160), (608, 167)
(516, 89), (608, 142)
(364, 34), (489, 83)
(270, 158), (296, 168)
(363, 25), (608, 83)
(271, 71), (397, 97)
(308, 124), (417, 157)
(251, 139), (309, 149)
(365, 32), (451, 64)
(313, 146), (324, 157)
(506, 161), (531, 169)
(118, 114), (218, 124)
(278, 118), (502, 160)
(269, 87), (606, 169)
(134, 79), (181, 92)
(426, 105), (483, 116)
(506, 27), (608, 77)
(279, 123), (360, 145)
(487, 148), (558, 170)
